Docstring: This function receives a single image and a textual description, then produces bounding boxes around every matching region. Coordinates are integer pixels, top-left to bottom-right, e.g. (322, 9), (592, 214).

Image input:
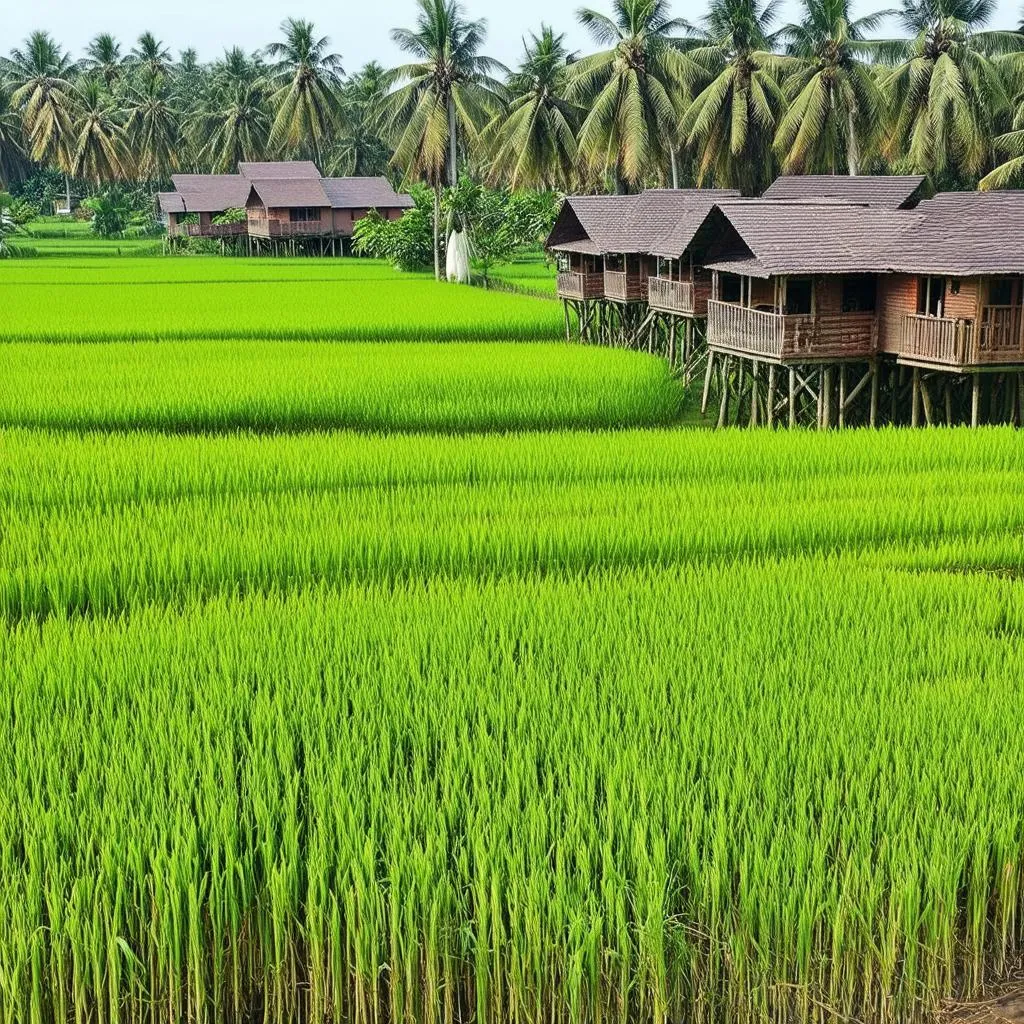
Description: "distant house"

(157, 161), (414, 247)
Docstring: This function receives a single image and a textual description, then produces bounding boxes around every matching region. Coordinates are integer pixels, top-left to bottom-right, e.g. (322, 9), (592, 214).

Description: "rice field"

(0, 257), (562, 342)
(2, 254), (1024, 1024)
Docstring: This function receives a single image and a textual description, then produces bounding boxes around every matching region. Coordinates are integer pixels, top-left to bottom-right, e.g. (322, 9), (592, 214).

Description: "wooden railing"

(708, 302), (877, 361)
(604, 269), (645, 303)
(556, 271), (604, 300)
(977, 305), (1024, 363)
(185, 222), (247, 238)
(707, 301), (787, 358)
(897, 314), (972, 366)
(648, 277), (696, 314)
(249, 219), (329, 238)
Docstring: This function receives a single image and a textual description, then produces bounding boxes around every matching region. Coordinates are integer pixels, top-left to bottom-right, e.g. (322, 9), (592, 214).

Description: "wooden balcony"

(604, 269), (646, 303)
(897, 310), (1024, 368)
(556, 270), (604, 301)
(648, 277), (696, 315)
(249, 219), (330, 239)
(707, 301), (877, 362)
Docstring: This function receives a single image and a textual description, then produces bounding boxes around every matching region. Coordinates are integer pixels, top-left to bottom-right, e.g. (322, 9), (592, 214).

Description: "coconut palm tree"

(83, 34), (124, 89)
(1, 31), (77, 208)
(679, 0), (788, 195)
(68, 77), (126, 185)
(882, 0), (1024, 180)
(200, 80), (272, 172)
(568, 0), (702, 190)
(0, 85), (28, 187)
(388, 0), (507, 278)
(775, 0), (891, 174)
(129, 33), (173, 80)
(486, 26), (581, 189)
(124, 72), (180, 182)
(264, 18), (344, 165)
(333, 62), (392, 176)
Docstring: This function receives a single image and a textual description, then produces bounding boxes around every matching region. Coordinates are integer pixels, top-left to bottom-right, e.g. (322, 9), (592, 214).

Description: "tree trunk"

(670, 146), (679, 189)
(847, 106), (860, 176)
(64, 174), (71, 213)
(433, 185), (441, 281)
(447, 94), (458, 186)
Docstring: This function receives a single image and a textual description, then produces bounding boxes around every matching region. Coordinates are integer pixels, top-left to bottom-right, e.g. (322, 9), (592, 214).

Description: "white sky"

(6, 0), (1022, 70)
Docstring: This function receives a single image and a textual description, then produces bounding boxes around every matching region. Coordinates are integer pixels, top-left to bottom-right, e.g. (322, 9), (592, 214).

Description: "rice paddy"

(2, 254), (1024, 1024)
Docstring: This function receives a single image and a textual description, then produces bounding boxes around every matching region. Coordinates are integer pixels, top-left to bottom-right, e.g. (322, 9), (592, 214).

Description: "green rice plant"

(0, 257), (563, 343)
(0, 342), (684, 434)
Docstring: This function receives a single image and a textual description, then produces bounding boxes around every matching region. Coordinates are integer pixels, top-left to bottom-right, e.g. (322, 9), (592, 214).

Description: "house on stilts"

(547, 176), (1024, 427)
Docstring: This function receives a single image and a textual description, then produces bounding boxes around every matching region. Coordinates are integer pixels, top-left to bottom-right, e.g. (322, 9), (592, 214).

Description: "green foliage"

(353, 186), (437, 271)
(211, 206), (247, 225)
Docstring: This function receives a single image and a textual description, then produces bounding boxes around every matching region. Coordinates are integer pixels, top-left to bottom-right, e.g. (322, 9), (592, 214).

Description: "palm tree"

(0, 85), (28, 187)
(486, 26), (581, 189)
(332, 62), (392, 176)
(775, 0), (891, 173)
(680, 0), (788, 195)
(568, 0), (702, 190)
(388, 0), (507, 278)
(83, 34), (124, 89)
(68, 77), (126, 185)
(882, 0), (1024, 180)
(124, 72), (180, 182)
(1, 31), (77, 208)
(129, 33), (173, 80)
(264, 18), (344, 165)
(200, 81), (272, 172)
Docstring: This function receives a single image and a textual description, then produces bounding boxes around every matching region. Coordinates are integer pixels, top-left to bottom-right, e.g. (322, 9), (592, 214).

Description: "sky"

(5, 0), (1023, 71)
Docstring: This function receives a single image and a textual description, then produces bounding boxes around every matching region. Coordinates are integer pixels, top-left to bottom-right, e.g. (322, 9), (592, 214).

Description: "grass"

(3, 426), (1024, 1024)
(0, 256), (563, 342)
(0, 341), (684, 433)
(3, 253), (1024, 1024)
(487, 252), (558, 296)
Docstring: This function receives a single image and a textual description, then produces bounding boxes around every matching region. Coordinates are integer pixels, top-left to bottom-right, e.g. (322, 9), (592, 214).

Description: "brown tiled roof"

(888, 191), (1024, 275)
(247, 178), (331, 208)
(762, 175), (926, 208)
(157, 191), (185, 214)
(237, 160), (321, 179)
(321, 177), (414, 210)
(703, 201), (922, 277)
(548, 194), (640, 254)
(635, 189), (741, 256)
(170, 174), (251, 213)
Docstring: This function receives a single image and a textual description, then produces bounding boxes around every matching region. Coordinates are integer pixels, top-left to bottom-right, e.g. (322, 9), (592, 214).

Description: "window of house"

(917, 276), (946, 316)
(785, 278), (813, 315)
(989, 278), (1015, 306)
(841, 275), (877, 313)
(289, 207), (320, 223)
(720, 273), (742, 303)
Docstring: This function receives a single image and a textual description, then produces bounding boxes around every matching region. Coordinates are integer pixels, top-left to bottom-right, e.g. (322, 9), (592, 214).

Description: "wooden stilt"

(972, 374), (981, 427)
(911, 367), (921, 427)
(944, 379), (953, 426)
(822, 366), (833, 429)
(750, 359), (759, 427)
(701, 350), (716, 416)
(717, 357), (731, 428)
(920, 374), (934, 426)
(767, 364), (776, 428)
(869, 360), (879, 428)
(563, 301), (571, 342)
(838, 365), (846, 429)
(668, 319), (676, 366)
(788, 367), (796, 428)
(1017, 372), (1024, 427)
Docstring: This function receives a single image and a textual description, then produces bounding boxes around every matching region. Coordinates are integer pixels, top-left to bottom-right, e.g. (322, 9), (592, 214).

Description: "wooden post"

(750, 359), (759, 427)
(668, 319), (676, 366)
(822, 366), (833, 429)
(788, 367), (796, 428)
(717, 356), (731, 428)
(869, 360), (879, 428)
(838, 365), (846, 429)
(701, 350), (716, 416)
(944, 378), (953, 426)
(972, 374), (981, 427)
(920, 375), (934, 426)
(563, 300), (571, 342)
(911, 367), (921, 427)
(1017, 372), (1024, 427)
(767, 364), (776, 428)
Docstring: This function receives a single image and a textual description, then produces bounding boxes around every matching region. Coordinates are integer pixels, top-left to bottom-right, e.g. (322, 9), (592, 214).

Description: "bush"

(212, 208), (247, 225)
(353, 191), (435, 272)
